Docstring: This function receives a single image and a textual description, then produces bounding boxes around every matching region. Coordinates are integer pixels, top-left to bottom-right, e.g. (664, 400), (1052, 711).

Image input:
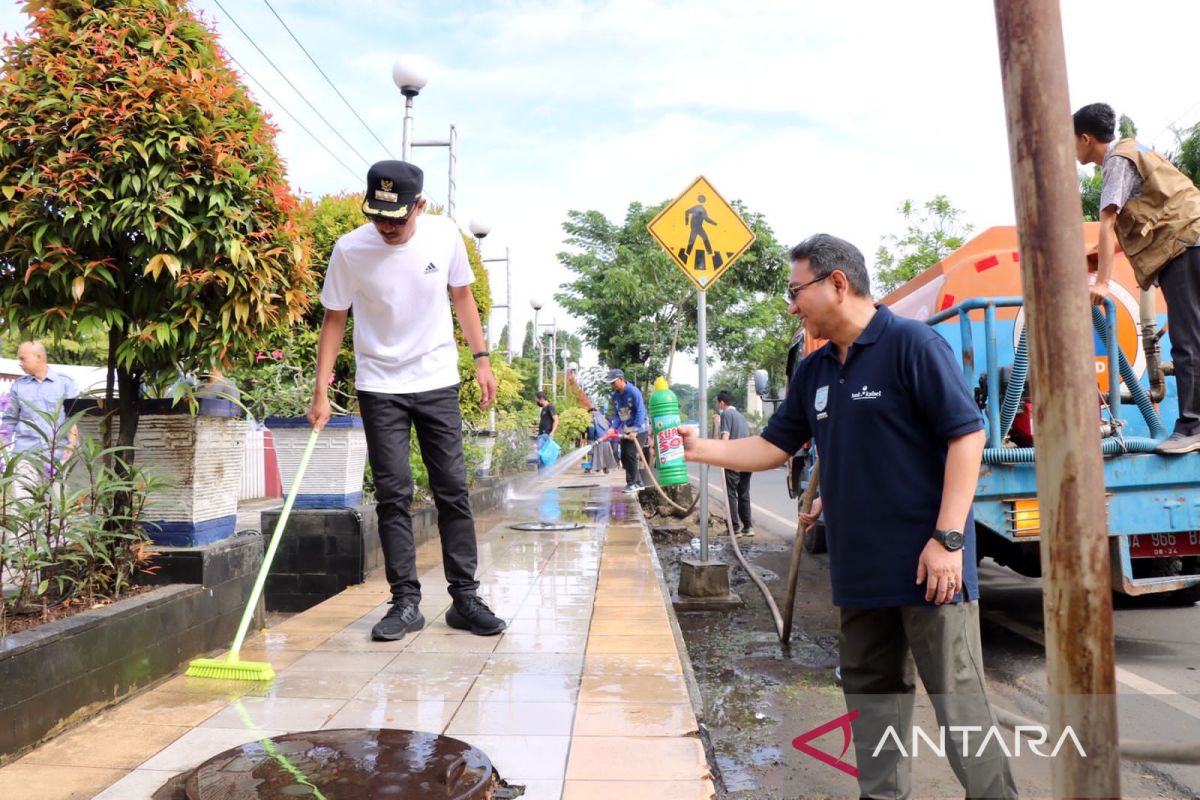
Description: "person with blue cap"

(607, 368), (648, 493)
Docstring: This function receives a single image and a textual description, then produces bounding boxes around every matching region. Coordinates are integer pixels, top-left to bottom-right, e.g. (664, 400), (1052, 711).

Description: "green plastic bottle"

(649, 376), (689, 486)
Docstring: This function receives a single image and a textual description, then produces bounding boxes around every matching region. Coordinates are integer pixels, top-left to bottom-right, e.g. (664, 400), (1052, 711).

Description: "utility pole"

(993, 1), (1120, 797)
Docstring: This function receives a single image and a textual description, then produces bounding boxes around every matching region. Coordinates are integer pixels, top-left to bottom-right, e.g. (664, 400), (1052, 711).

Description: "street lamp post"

(548, 322), (558, 401)
(391, 56), (427, 163)
(412, 126), (457, 219)
(470, 220), (513, 361)
(530, 298), (544, 390)
(393, 56), (459, 218)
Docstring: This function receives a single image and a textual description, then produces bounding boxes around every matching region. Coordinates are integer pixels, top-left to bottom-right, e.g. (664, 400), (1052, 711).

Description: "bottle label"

(657, 425), (685, 465)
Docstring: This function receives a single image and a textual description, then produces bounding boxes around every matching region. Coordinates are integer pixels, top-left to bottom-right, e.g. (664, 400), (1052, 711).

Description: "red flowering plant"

(234, 335), (353, 422)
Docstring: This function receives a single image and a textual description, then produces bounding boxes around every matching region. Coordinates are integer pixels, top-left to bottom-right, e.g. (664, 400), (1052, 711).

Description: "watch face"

(943, 529), (965, 550)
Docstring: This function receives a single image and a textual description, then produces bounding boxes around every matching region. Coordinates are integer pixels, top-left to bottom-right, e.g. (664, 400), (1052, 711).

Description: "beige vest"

(1110, 139), (1200, 288)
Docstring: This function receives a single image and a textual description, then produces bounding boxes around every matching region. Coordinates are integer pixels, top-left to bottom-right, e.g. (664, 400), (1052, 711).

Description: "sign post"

(648, 176), (755, 564)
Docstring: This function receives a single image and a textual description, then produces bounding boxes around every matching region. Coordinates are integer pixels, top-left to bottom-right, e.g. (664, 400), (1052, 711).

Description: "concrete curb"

(633, 501), (707, 727)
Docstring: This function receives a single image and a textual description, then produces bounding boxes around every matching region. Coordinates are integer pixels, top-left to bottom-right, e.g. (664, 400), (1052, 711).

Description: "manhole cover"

(508, 521), (586, 531)
(184, 729), (494, 799)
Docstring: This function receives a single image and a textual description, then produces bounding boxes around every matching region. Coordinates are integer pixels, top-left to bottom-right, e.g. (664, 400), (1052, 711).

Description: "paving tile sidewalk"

(0, 469), (716, 800)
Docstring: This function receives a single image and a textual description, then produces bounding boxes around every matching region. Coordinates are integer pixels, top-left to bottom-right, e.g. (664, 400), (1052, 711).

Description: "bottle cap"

(654, 376), (670, 391)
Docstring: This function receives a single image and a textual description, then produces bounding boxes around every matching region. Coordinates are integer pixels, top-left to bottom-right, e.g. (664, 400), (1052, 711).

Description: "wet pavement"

(0, 466), (715, 800)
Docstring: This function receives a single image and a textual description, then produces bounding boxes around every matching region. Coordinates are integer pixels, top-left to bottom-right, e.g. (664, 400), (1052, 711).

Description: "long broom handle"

(229, 428), (320, 660)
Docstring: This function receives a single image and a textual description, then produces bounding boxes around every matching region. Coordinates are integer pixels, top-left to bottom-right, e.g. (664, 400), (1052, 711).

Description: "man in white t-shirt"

(308, 160), (503, 641)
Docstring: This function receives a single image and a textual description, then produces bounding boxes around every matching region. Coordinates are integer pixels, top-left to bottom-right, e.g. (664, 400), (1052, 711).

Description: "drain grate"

(508, 521), (586, 531)
(184, 728), (494, 799)
(557, 483), (598, 489)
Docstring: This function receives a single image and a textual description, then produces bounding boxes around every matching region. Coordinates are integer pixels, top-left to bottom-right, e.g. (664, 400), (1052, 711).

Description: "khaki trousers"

(839, 601), (1019, 799)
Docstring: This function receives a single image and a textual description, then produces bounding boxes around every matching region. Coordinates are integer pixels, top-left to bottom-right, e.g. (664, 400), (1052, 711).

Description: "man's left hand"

(916, 538), (963, 605)
(476, 362), (497, 409)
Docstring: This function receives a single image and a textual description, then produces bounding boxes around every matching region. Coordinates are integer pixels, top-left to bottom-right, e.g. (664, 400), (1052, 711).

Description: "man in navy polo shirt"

(683, 234), (1016, 799)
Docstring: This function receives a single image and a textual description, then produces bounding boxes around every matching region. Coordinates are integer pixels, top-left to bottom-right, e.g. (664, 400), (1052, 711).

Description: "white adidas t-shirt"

(320, 215), (474, 393)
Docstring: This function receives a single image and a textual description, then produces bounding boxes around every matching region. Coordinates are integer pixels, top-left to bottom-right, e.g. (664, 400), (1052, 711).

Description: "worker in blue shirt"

(682, 234), (1016, 800)
(607, 368), (648, 493)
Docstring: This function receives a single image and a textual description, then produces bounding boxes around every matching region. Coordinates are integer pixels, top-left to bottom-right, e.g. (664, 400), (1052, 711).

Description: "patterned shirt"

(1100, 141), (1142, 214)
(1, 371), (79, 454)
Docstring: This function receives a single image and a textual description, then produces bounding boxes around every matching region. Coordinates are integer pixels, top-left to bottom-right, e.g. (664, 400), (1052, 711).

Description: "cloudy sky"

(4, 0), (1200, 376)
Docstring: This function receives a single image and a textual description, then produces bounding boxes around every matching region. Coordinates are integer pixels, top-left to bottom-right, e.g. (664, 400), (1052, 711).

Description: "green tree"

(1080, 167), (1103, 221)
(874, 195), (973, 296)
(1118, 114), (1138, 140)
(555, 199), (788, 385)
(521, 320), (536, 359)
(497, 323), (510, 356)
(1170, 120), (1200, 188)
(0, 0), (313, 469)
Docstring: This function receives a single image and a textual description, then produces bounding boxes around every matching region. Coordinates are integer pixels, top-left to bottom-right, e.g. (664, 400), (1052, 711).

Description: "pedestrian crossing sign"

(647, 175), (756, 291)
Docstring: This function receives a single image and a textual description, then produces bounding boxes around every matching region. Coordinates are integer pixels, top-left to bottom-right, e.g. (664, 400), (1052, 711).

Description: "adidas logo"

(423, 262), (438, 274)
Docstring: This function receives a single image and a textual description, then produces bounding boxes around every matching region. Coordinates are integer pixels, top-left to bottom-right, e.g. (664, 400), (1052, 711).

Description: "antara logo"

(792, 710), (1088, 778)
(851, 384), (883, 401)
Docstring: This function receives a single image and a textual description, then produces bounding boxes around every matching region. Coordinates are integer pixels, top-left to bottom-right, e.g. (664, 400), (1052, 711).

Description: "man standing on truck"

(1075, 102), (1200, 454)
(683, 234), (1017, 799)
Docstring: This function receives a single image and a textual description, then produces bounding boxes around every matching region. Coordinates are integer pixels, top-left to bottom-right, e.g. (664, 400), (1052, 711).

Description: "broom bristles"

(184, 657), (275, 681)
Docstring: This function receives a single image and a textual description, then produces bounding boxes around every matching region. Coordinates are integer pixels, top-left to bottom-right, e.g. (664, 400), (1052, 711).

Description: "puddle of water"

(183, 728), (495, 799)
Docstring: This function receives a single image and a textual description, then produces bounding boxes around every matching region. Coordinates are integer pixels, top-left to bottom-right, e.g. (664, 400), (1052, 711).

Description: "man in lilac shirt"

(1, 341), (78, 502)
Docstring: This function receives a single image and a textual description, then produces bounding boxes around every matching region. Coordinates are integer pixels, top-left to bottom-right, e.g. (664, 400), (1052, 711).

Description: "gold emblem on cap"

(380, 179), (394, 191)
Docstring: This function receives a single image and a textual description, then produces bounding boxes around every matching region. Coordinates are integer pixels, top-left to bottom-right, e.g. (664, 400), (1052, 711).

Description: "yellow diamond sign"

(647, 176), (756, 291)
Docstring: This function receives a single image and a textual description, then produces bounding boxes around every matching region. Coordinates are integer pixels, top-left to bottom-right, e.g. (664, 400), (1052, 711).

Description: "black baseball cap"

(606, 368), (625, 382)
(362, 160), (423, 219)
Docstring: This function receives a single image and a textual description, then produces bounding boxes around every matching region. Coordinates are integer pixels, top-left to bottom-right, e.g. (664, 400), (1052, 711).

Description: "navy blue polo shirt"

(762, 305), (984, 607)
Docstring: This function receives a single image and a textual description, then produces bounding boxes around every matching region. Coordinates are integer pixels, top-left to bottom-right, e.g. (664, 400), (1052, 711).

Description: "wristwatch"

(472, 350), (490, 360)
(932, 528), (965, 551)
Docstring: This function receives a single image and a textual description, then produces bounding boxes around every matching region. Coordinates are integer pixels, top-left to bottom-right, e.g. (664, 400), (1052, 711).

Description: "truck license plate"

(1128, 532), (1200, 559)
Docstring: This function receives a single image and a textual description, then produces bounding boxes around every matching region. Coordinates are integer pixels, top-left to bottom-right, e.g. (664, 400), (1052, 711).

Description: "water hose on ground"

(630, 437), (806, 645)
(720, 463), (786, 638)
(629, 437), (700, 515)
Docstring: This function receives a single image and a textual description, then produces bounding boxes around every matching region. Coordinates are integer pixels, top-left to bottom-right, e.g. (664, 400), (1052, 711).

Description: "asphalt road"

(687, 462), (1200, 796)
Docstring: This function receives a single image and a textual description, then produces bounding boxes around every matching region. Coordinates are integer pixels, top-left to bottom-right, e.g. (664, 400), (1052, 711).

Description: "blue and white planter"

(266, 416), (368, 509)
(76, 399), (245, 547)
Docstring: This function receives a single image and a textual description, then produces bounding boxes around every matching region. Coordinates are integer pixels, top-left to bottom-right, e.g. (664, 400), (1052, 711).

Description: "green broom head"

(185, 656), (275, 682)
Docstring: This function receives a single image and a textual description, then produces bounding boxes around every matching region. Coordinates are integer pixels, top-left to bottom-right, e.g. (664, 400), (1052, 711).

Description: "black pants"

(358, 385), (480, 604)
(723, 469), (752, 531)
(620, 432), (648, 485)
(1160, 247), (1200, 436)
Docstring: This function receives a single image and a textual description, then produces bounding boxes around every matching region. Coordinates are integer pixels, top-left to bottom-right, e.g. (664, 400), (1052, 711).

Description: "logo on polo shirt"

(851, 384), (883, 401)
(814, 385), (829, 412)
(423, 262), (438, 274)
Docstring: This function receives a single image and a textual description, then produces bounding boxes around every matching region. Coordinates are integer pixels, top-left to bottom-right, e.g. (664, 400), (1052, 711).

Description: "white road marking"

(982, 610), (1200, 721)
(688, 471), (800, 531)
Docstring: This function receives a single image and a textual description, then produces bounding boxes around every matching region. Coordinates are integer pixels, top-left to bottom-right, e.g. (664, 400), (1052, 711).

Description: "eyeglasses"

(786, 273), (831, 303)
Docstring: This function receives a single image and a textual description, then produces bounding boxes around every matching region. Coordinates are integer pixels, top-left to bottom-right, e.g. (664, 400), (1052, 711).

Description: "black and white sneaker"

(445, 595), (506, 636)
(371, 601), (425, 641)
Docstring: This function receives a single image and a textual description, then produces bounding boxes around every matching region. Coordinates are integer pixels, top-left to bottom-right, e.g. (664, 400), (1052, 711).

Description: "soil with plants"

(1, 582), (156, 636)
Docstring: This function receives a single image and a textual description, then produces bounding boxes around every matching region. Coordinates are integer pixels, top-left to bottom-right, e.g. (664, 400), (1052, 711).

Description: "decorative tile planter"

(265, 416), (367, 509)
(76, 400), (246, 547)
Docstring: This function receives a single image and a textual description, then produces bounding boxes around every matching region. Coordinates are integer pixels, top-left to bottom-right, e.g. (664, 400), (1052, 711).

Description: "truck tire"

(1168, 584), (1200, 606)
(804, 522), (827, 554)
